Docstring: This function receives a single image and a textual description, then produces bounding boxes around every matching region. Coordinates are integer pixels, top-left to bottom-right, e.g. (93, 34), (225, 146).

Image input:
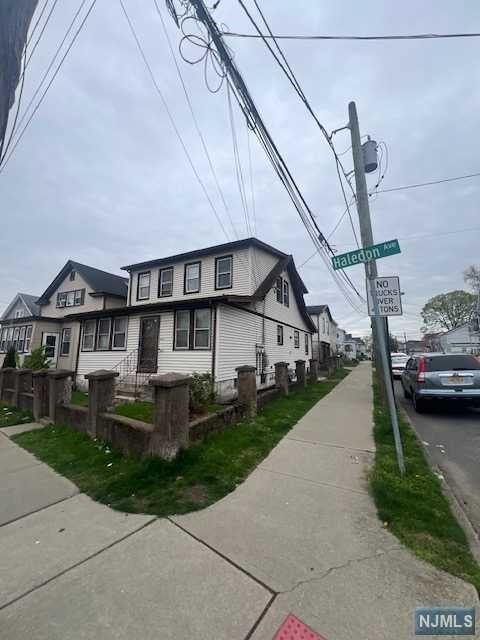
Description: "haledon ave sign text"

(332, 239), (401, 271)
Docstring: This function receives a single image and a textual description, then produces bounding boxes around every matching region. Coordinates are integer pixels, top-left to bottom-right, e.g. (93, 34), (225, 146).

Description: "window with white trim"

(60, 328), (71, 356)
(283, 281), (290, 307)
(15, 309), (24, 318)
(112, 317), (128, 349)
(25, 326), (32, 352)
(193, 309), (211, 349)
(158, 267), (174, 297)
(18, 326), (26, 352)
(96, 318), (111, 350)
(82, 320), (96, 351)
(185, 262), (201, 293)
(277, 325), (284, 346)
(175, 310), (190, 349)
(137, 272), (151, 300)
(305, 333), (309, 355)
(12, 327), (20, 350)
(57, 289), (85, 308)
(275, 277), (283, 303)
(0, 328), (6, 352)
(294, 330), (300, 348)
(215, 256), (232, 289)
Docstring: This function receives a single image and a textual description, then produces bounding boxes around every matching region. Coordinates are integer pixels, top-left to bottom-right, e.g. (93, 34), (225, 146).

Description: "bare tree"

(0, 0), (39, 156)
(464, 265), (480, 295)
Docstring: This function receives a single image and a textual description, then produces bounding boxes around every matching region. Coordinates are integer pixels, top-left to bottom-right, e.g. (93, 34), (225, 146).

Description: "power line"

(375, 171), (480, 194)
(25, 0), (59, 69)
(152, 0), (238, 239)
(246, 120), (257, 235)
(119, 0), (230, 241)
(223, 30), (480, 42)
(0, 0), (97, 174)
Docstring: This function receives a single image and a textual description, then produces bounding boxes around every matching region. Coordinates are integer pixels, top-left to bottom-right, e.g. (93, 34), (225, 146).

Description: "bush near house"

(189, 372), (215, 415)
(23, 346), (51, 370)
(2, 346), (17, 368)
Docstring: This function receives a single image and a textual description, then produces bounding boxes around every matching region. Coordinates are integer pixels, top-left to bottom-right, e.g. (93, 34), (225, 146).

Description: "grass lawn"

(370, 381), (480, 591)
(114, 401), (224, 424)
(0, 402), (34, 428)
(71, 390), (89, 407)
(14, 369), (349, 517)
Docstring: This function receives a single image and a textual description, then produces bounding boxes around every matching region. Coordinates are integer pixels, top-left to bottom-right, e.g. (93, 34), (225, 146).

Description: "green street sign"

(331, 238), (401, 270)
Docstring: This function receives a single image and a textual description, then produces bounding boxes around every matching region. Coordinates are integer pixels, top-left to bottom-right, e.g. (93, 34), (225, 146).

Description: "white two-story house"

(0, 261), (127, 370)
(73, 238), (316, 398)
(307, 305), (337, 362)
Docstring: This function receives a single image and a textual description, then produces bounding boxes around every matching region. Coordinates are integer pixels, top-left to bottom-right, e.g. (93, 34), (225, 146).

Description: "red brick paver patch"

(273, 613), (327, 640)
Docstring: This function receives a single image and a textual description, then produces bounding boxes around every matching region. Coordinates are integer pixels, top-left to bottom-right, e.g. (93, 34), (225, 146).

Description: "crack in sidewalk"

(277, 546), (403, 596)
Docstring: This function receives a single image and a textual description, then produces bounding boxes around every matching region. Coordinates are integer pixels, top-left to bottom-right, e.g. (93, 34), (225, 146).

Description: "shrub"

(2, 346), (17, 368)
(190, 372), (214, 413)
(23, 346), (51, 370)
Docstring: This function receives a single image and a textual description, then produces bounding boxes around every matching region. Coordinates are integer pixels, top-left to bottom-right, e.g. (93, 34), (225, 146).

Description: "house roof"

(307, 304), (334, 323)
(121, 237), (287, 272)
(1, 292), (40, 321)
(36, 260), (128, 305)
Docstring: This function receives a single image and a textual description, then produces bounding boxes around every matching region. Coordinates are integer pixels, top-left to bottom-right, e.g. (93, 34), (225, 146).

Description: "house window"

(96, 318), (111, 350)
(12, 327), (20, 350)
(112, 317), (127, 349)
(275, 276), (283, 303)
(193, 309), (211, 349)
(215, 255), (233, 290)
(137, 272), (151, 300)
(82, 320), (96, 351)
(283, 281), (289, 307)
(69, 270), (76, 281)
(25, 326), (32, 352)
(0, 328), (6, 352)
(158, 267), (174, 298)
(294, 330), (300, 348)
(60, 328), (71, 356)
(305, 333), (309, 355)
(57, 289), (85, 308)
(6, 327), (14, 349)
(15, 309), (24, 318)
(184, 262), (201, 294)
(18, 326), (26, 352)
(322, 317), (326, 333)
(175, 310), (190, 349)
(277, 325), (284, 346)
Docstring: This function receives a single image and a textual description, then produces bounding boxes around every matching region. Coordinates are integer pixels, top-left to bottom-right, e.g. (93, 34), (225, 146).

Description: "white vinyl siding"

(40, 271), (117, 318)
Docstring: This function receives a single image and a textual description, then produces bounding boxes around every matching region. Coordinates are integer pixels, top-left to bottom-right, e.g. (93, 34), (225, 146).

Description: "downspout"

(127, 271), (132, 307)
(211, 302), (217, 383)
(73, 321), (82, 389)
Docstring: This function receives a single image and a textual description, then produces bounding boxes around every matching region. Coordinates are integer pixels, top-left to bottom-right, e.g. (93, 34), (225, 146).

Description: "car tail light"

(417, 357), (426, 383)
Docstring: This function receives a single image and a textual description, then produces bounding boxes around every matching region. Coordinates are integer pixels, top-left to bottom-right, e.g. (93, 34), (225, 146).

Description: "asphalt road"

(395, 379), (480, 535)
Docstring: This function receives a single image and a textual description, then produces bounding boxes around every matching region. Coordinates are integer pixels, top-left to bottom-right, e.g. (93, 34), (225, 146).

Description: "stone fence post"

(149, 373), (191, 460)
(295, 360), (306, 388)
(33, 369), (50, 421)
(274, 361), (289, 396)
(85, 370), (119, 438)
(309, 359), (319, 384)
(13, 369), (33, 407)
(0, 369), (5, 402)
(48, 370), (74, 424)
(236, 365), (257, 418)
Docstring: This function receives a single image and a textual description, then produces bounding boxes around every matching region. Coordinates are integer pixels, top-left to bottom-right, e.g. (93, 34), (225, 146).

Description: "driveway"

(395, 380), (480, 534)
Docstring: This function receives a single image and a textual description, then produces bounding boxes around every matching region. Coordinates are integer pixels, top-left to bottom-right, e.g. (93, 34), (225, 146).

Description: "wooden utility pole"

(0, 0), (39, 156)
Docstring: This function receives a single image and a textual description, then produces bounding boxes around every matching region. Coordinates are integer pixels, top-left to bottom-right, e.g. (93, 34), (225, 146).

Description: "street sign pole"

(349, 101), (405, 475)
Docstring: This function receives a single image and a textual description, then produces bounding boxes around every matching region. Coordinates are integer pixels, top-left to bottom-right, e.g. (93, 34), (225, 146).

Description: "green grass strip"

(14, 369), (349, 518)
(0, 402), (33, 428)
(370, 380), (480, 591)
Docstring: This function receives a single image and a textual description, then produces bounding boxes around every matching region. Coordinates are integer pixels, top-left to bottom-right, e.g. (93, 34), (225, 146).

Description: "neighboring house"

(422, 332), (444, 352)
(343, 333), (358, 360)
(438, 324), (480, 355)
(72, 238), (316, 398)
(307, 305), (336, 362)
(336, 327), (346, 354)
(353, 337), (367, 358)
(0, 261), (127, 369)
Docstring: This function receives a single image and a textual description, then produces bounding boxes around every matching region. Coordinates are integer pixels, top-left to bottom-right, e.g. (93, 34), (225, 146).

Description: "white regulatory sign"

(367, 276), (403, 317)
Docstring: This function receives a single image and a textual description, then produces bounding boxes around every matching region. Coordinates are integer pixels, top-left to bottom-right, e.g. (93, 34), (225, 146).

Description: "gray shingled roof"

(19, 293), (40, 316)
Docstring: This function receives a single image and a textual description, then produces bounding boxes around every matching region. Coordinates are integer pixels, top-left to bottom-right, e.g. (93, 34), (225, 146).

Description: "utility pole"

(348, 101), (405, 475)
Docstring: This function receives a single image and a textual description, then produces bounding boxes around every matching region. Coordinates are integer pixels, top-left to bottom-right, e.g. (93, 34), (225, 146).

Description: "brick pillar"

(85, 370), (119, 438)
(13, 369), (33, 407)
(295, 359), (306, 388)
(48, 369), (74, 424)
(309, 358), (319, 384)
(149, 373), (191, 460)
(236, 365), (257, 418)
(33, 370), (50, 421)
(274, 361), (289, 396)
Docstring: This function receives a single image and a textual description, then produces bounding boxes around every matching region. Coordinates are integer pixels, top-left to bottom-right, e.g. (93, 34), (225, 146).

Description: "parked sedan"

(391, 352), (409, 378)
(401, 353), (480, 413)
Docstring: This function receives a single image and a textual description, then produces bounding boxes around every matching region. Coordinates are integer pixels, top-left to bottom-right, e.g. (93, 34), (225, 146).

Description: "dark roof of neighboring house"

(121, 237), (287, 272)
(307, 304), (334, 323)
(37, 260), (128, 305)
(1, 292), (40, 321)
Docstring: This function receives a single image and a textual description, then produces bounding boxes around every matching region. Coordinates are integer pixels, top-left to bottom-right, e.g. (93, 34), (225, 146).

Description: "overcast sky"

(1, 0), (479, 339)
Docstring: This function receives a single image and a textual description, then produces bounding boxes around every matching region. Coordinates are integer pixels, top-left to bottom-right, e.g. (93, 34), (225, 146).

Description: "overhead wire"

(376, 171), (480, 194)
(246, 119), (257, 235)
(25, 0), (59, 69)
(222, 30), (480, 41)
(152, 0), (238, 239)
(118, 0), (230, 241)
(0, 0), (97, 173)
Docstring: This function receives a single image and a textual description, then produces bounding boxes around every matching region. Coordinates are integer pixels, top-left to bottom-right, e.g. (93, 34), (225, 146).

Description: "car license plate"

(445, 376), (465, 385)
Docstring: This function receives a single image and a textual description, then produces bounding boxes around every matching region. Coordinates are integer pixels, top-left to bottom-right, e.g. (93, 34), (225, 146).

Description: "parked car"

(401, 353), (480, 413)
(390, 352), (409, 378)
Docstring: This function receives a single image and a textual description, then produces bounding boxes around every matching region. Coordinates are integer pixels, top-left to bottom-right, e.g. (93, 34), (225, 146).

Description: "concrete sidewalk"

(0, 364), (477, 639)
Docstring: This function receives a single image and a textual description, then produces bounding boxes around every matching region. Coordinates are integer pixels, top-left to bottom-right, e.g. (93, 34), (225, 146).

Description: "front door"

(42, 332), (59, 366)
(138, 316), (160, 373)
